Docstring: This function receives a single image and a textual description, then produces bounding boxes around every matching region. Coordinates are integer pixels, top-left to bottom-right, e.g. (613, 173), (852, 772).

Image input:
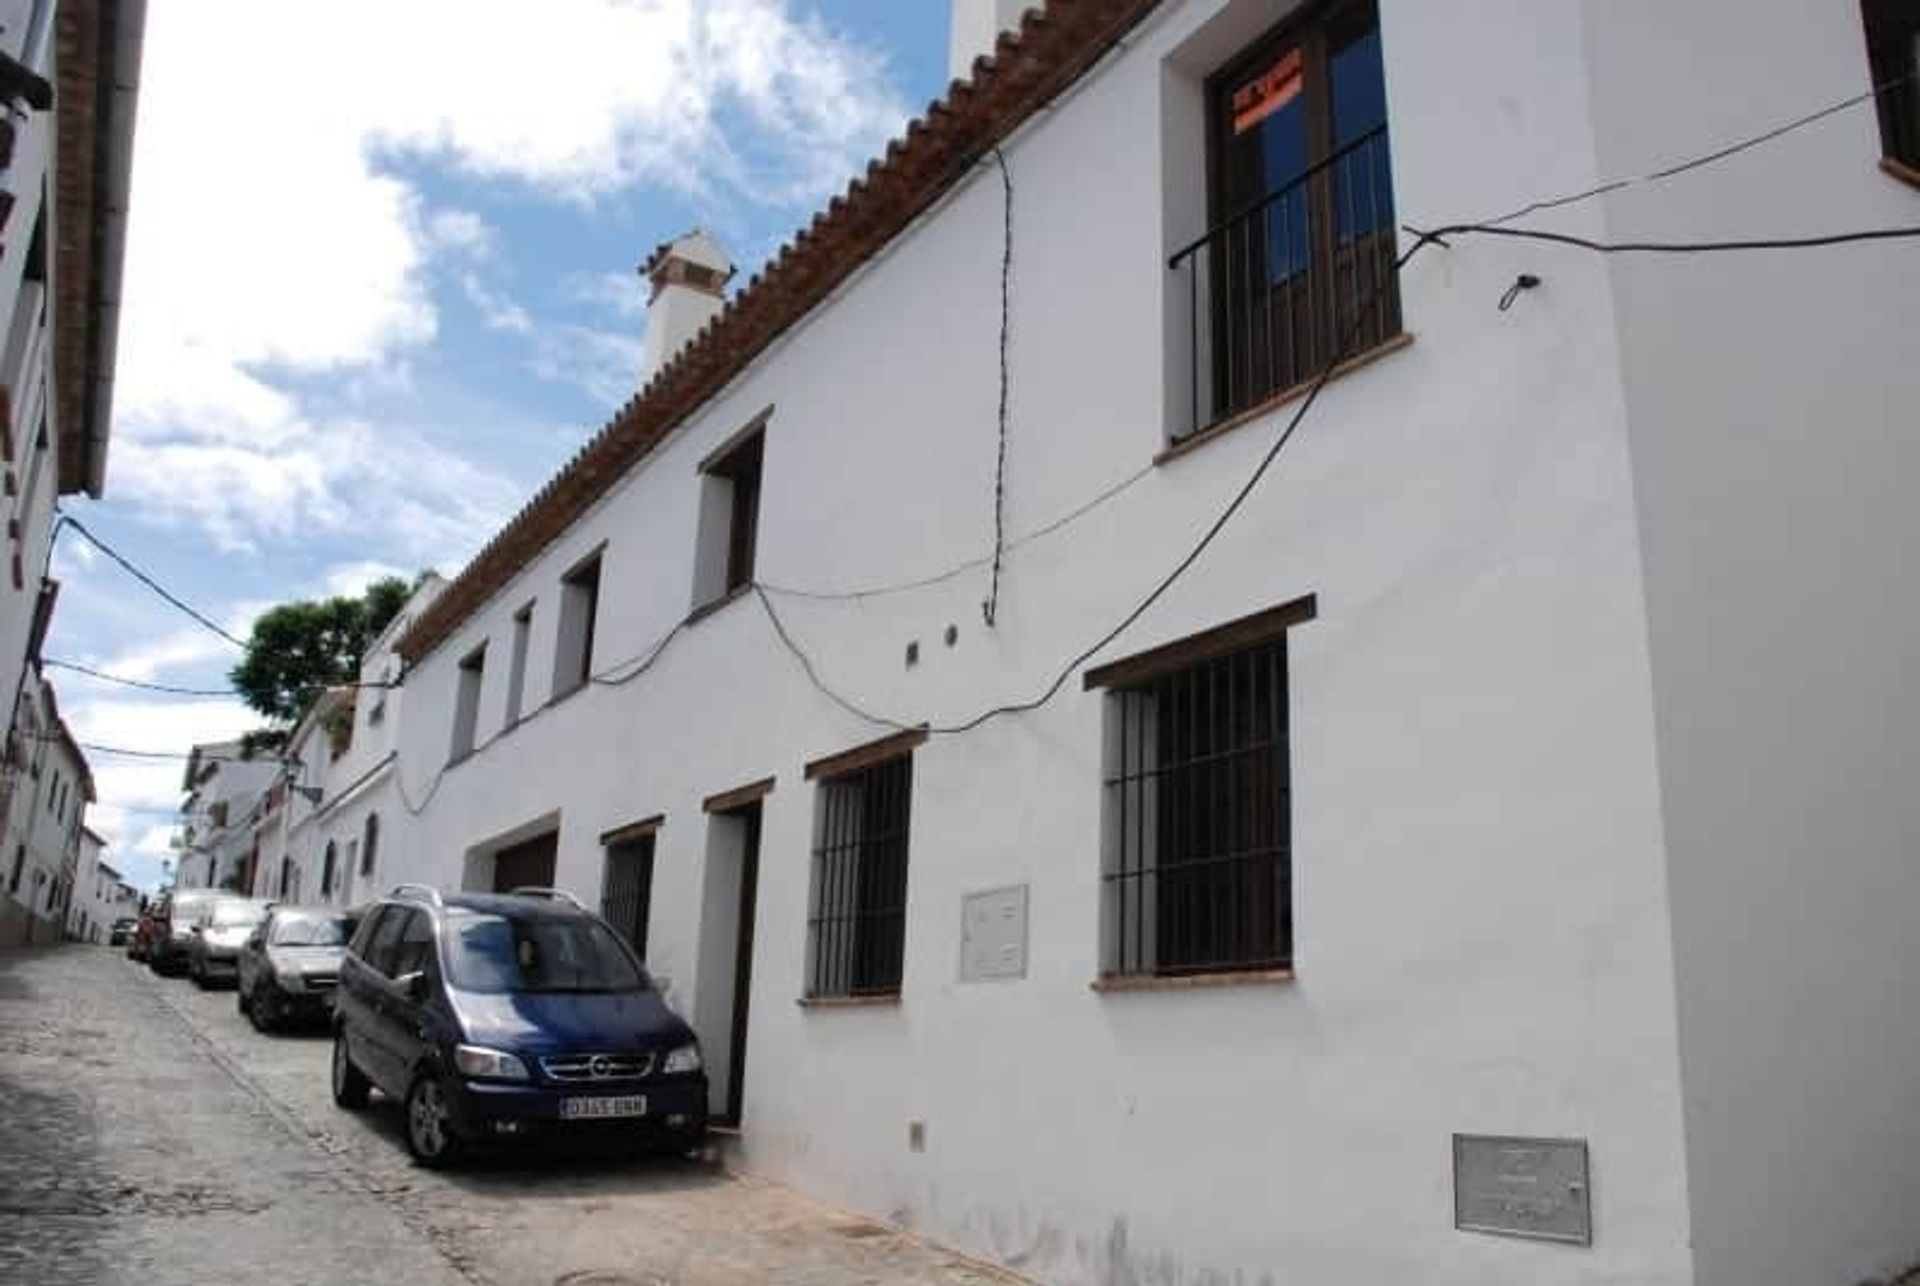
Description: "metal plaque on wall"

(1453, 1135), (1592, 1245)
(959, 884), (1028, 982)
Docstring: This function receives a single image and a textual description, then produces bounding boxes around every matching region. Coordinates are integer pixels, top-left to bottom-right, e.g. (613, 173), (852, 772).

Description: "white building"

(249, 575), (444, 908)
(173, 738), (278, 892)
(67, 827), (135, 942)
(0, 667), (89, 942)
(348, 1), (1918, 1283)
(0, 0), (143, 806)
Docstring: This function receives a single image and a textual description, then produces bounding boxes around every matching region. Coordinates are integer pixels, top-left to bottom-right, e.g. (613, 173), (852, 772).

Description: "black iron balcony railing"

(1169, 125), (1401, 440)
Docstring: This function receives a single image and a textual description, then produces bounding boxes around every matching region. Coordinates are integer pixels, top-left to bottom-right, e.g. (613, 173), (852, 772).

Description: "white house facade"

(327, 2), (1919, 1284)
(67, 827), (134, 942)
(0, 0), (142, 824)
(173, 739), (278, 892)
(246, 575), (444, 910)
(0, 666), (88, 943)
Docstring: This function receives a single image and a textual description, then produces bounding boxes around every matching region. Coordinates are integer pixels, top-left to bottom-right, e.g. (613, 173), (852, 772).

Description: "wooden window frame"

(803, 731), (923, 1001)
(1862, 0), (1920, 177)
(553, 548), (604, 700)
(698, 412), (769, 603)
(1088, 597), (1313, 984)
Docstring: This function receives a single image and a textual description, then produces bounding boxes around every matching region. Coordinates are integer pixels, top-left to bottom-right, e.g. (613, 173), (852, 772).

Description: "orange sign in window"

(1232, 47), (1303, 135)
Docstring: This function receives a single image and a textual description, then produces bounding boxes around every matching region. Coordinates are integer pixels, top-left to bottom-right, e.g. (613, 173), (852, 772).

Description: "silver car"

(148, 888), (221, 976)
(187, 897), (272, 988)
(236, 906), (359, 1030)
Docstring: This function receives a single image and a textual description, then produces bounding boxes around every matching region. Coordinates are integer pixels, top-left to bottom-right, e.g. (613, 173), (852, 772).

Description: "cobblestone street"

(0, 948), (1020, 1286)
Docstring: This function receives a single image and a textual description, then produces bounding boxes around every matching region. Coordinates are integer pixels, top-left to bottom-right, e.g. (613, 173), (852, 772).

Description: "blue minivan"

(331, 885), (707, 1166)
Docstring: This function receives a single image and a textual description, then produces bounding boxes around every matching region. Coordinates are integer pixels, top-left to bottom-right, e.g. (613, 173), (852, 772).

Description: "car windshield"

(271, 913), (354, 946)
(442, 913), (646, 995)
(210, 901), (267, 928)
(171, 894), (214, 922)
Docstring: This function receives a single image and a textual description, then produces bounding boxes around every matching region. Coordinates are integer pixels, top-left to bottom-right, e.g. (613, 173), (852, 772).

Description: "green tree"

(230, 577), (413, 723)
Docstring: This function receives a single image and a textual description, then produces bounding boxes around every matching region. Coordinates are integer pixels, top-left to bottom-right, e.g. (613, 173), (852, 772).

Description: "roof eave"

(53, 0), (146, 500)
(396, 0), (1163, 665)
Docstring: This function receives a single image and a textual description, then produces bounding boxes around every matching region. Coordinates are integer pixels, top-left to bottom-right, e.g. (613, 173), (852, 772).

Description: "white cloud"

(115, 0), (907, 552)
(425, 208), (498, 260)
(529, 325), (648, 407)
(321, 560), (414, 599)
(566, 269), (650, 319)
(92, 627), (235, 683)
(458, 272), (535, 335)
(107, 418), (523, 566)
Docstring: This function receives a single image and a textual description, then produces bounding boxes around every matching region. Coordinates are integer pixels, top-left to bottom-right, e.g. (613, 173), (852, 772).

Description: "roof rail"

(507, 886), (586, 911)
(390, 883), (443, 906)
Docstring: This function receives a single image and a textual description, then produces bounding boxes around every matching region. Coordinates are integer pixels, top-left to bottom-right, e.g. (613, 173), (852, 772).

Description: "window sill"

(687, 583), (751, 627)
(1881, 156), (1920, 193)
(1091, 968), (1294, 994)
(796, 992), (901, 1009)
(1156, 332), (1415, 467)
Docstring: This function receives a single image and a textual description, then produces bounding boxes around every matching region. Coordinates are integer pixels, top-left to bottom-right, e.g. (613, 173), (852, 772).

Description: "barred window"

(1090, 602), (1308, 980)
(805, 734), (920, 999)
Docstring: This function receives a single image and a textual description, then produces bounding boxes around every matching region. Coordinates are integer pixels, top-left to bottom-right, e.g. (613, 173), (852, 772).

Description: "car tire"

(331, 1031), (371, 1110)
(236, 986), (249, 1017)
(253, 988), (278, 1033)
(404, 1072), (463, 1169)
(191, 961), (208, 989)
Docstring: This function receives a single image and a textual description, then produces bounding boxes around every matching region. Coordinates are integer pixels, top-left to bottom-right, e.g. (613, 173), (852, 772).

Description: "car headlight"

(454, 1044), (530, 1082)
(662, 1043), (702, 1075)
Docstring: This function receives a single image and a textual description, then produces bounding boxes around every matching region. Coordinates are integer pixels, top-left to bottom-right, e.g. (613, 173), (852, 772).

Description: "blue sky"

(46, 1), (953, 890)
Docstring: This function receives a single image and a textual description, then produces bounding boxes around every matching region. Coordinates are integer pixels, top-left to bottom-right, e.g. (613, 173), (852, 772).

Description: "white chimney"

(640, 229), (734, 384)
(949, 0), (1031, 83)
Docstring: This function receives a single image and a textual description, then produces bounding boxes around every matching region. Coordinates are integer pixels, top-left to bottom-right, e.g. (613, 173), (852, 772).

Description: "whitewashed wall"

(0, 62), (57, 741)
(373, 0), (1916, 1281)
(1580, 2), (1920, 1284)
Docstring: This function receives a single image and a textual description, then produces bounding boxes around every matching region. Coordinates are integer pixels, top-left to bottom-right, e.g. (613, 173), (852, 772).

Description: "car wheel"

(191, 961), (208, 989)
(236, 986), (249, 1017)
(404, 1072), (462, 1168)
(330, 1031), (371, 1110)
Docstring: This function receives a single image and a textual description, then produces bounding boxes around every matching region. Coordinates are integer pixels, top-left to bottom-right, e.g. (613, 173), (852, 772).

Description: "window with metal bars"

(1096, 625), (1294, 979)
(806, 753), (914, 999)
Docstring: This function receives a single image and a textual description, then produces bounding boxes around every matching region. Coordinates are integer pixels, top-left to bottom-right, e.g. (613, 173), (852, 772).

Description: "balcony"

(1169, 125), (1401, 441)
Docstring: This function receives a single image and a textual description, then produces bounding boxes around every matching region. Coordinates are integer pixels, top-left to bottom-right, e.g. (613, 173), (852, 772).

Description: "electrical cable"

(757, 462), (1153, 603)
(1408, 221), (1920, 257)
(752, 211), (1920, 735)
(42, 658), (239, 698)
(755, 232), (1440, 737)
(1479, 72), (1913, 227)
(127, 89), (1920, 816)
(395, 613), (693, 816)
(59, 515), (248, 648)
(740, 74), (1920, 608)
(982, 144), (1015, 628)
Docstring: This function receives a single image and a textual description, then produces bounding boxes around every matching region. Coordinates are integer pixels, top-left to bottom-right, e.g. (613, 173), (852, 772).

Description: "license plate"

(559, 1095), (647, 1120)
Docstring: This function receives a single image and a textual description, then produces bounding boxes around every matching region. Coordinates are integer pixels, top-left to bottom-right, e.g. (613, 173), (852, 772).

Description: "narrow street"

(0, 948), (1019, 1286)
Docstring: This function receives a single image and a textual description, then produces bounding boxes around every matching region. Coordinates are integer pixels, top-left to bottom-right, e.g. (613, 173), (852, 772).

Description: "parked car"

(238, 905), (359, 1031)
(186, 896), (272, 988)
(148, 889), (222, 976)
(331, 885), (707, 1167)
(108, 918), (136, 947)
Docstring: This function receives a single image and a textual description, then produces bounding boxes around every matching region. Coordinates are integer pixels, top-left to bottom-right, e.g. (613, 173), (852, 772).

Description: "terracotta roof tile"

(397, 0), (1163, 664)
